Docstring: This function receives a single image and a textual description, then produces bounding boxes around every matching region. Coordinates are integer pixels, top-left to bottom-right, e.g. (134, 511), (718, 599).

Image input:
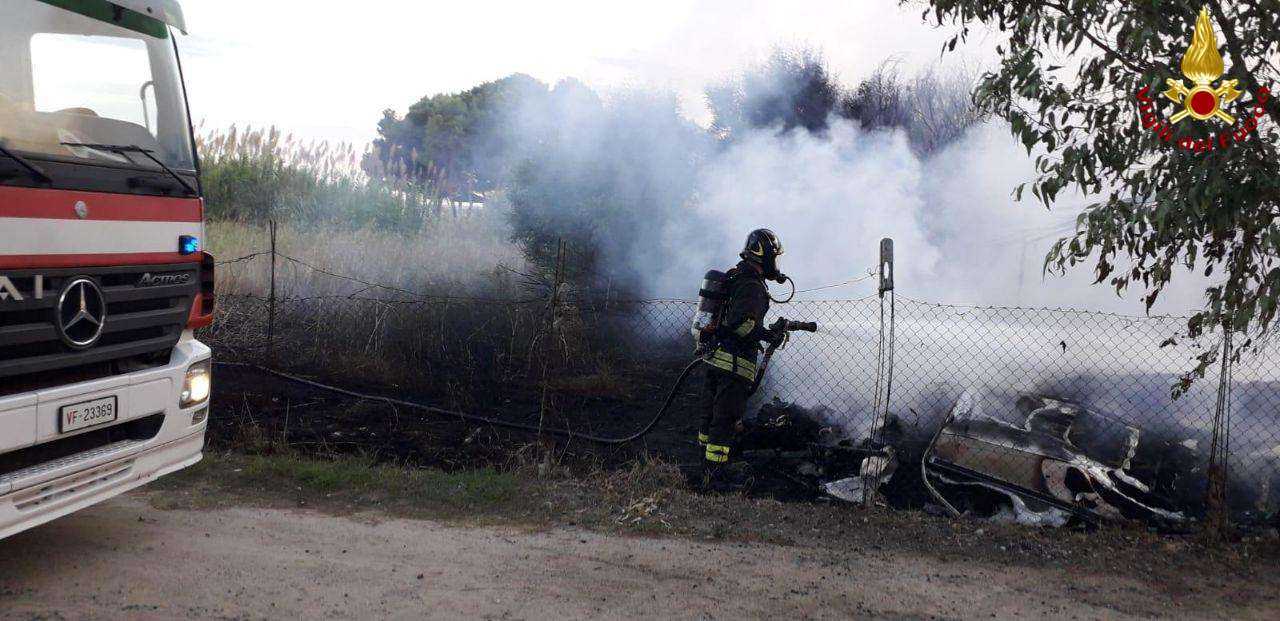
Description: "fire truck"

(0, 0), (212, 539)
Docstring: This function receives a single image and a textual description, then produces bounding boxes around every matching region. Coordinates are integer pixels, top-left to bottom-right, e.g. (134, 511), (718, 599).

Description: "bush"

(841, 63), (983, 155)
(707, 46), (843, 137)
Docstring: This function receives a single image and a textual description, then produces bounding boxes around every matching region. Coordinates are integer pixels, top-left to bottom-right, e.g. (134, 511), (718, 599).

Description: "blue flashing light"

(179, 235), (200, 255)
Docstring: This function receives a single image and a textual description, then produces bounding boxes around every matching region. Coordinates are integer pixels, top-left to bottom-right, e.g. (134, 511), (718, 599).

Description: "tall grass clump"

(199, 125), (441, 230)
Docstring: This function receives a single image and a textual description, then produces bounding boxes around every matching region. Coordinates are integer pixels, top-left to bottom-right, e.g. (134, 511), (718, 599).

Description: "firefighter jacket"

(706, 261), (772, 382)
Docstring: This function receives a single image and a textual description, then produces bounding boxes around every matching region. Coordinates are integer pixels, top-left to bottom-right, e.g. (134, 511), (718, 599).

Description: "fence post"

(866, 238), (896, 508)
(267, 220), (277, 364)
(537, 239), (567, 475)
(1207, 326), (1234, 536)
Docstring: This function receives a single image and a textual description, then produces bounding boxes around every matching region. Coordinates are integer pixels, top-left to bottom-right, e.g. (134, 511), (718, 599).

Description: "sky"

(177, 0), (993, 146)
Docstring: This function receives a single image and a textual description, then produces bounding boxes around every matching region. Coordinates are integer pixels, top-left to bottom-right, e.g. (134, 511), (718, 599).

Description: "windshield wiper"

(61, 142), (196, 196)
(0, 139), (53, 184)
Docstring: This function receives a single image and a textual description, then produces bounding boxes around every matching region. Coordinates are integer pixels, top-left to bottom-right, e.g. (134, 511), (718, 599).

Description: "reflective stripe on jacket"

(705, 348), (757, 382)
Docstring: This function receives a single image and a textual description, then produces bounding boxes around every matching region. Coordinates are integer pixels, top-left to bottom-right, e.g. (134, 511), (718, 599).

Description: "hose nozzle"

(770, 318), (818, 333)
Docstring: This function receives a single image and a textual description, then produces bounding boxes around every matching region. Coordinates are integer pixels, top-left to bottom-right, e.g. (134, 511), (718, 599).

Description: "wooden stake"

(267, 220), (277, 364)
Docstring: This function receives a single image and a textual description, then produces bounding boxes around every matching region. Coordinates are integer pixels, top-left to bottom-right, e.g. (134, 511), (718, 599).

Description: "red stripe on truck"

(0, 252), (195, 269)
(0, 186), (202, 222)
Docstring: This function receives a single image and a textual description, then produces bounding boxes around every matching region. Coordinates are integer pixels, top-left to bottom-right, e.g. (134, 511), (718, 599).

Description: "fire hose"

(212, 318), (818, 446)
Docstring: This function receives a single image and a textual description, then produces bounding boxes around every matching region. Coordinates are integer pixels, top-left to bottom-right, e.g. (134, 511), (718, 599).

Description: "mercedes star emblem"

(56, 277), (107, 349)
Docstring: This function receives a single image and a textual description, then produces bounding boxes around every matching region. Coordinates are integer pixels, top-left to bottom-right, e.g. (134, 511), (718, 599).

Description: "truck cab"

(0, 0), (212, 540)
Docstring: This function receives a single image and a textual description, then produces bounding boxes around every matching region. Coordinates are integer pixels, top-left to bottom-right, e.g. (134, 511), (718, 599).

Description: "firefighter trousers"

(699, 365), (751, 464)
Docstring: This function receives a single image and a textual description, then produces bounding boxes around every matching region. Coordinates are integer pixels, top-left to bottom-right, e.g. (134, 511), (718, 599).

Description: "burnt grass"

(209, 359), (709, 476)
(209, 352), (888, 511)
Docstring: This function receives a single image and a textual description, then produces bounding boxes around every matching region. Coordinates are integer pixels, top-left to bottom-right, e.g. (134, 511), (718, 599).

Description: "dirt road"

(0, 493), (1272, 620)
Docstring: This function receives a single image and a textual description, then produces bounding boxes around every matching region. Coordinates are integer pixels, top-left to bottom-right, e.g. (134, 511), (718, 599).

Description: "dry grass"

(546, 364), (634, 398)
(207, 219), (527, 300)
(203, 220), (606, 403)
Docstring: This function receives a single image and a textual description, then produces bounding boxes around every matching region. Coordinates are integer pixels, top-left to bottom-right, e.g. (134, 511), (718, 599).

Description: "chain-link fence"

(208, 248), (1280, 525)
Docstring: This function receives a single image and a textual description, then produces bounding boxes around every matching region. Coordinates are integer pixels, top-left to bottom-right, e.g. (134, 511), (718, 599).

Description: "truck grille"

(0, 264), (197, 395)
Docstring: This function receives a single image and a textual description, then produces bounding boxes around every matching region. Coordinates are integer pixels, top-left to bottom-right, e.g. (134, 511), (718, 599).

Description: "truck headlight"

(181, 360), (212, 408)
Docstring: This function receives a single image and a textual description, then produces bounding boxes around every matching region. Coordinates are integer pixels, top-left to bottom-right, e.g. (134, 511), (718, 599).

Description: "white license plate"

(60, 396), (119, 433)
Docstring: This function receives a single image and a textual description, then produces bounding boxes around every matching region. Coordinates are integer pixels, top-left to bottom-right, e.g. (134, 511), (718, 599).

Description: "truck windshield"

(0, 0), (196, 173)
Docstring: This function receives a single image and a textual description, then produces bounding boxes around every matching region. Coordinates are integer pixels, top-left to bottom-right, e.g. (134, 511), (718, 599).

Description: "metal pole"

(866, 238), (896, 508)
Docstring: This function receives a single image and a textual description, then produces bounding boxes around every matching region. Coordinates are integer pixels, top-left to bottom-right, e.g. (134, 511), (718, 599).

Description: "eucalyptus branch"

(1040, 1), (1155, 75)
(1209, 1), (1280, 127)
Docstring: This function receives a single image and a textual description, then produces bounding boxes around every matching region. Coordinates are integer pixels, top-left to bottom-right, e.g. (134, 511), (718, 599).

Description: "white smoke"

(653, 119), (939, 300)
(656, 117), (1210, 316)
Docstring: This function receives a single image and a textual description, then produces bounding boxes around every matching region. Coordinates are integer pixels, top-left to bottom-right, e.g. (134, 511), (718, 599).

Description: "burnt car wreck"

(737, 392), (1191, 527)
(923, 393), (1186, 526)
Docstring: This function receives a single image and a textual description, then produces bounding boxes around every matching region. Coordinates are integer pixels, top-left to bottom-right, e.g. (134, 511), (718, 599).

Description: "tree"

(923, 0), (1280, 380)
(372, 74), (550, 215)
(707, 47), (980, 154)
(840, 62), (982, 155)
(707, 47), (842, 137)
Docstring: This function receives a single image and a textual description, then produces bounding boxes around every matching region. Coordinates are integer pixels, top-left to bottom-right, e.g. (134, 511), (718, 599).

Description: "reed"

(198, 125), (442, 230)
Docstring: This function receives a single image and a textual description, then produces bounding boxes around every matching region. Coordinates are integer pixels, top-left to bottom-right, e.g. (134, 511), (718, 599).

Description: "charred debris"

(734, 391), (1263, 530)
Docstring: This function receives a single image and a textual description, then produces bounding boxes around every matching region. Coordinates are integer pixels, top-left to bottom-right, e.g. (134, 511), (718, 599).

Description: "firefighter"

(696, 229), (788, 489)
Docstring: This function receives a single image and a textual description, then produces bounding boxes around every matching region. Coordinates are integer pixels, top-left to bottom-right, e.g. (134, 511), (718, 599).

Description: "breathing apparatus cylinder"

(691, 269), (731, 347)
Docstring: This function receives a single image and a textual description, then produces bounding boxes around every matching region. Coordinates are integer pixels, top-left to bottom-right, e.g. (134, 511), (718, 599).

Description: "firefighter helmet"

(740, 229), (784, 279)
